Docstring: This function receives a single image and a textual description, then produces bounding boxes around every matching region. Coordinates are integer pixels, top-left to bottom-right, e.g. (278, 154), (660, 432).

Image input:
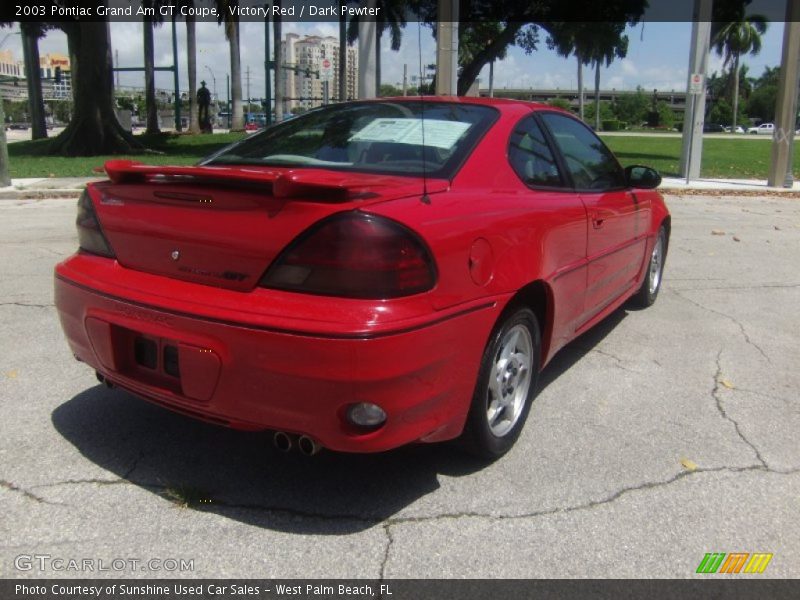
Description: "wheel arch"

(498, 279), (554, 368)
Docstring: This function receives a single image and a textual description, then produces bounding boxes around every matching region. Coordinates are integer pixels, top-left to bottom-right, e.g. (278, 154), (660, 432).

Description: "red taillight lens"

(76, 190), (115, 258)
(260, 212), (436, 298)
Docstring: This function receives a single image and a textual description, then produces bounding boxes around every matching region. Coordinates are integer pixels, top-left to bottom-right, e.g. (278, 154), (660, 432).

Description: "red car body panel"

(54, 96), (670, 452)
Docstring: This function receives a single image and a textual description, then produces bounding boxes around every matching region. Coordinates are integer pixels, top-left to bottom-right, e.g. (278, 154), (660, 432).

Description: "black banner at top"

(3, 0), (799, 24)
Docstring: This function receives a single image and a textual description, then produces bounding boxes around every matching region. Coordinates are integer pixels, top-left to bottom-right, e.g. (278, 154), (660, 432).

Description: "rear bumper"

(55, 255), (505, 453)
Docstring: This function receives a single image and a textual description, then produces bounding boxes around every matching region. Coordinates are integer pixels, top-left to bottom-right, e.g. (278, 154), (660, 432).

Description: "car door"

(540, 112), (644, 328)
(506, 114), (588, 355)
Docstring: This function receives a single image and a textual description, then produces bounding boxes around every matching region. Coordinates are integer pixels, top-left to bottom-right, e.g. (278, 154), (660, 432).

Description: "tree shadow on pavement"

(51, 306), (629, 535)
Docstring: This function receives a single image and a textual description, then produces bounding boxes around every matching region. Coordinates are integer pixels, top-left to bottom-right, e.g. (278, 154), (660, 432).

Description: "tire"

(461, 308), (541, 459)
(631, 225), (667, 308)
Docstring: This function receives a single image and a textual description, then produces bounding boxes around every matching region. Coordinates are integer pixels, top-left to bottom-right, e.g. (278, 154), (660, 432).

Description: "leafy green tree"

(410, 0), (645, 96)
(612, 88), (649, 125)
(585, 100), (614, 124)
(547, 98), (571, 111)
(545, 22), (630, 123)
(656, 101), (676, 128)
(48, 21), (143, 155)
(712, 14), (768, 133)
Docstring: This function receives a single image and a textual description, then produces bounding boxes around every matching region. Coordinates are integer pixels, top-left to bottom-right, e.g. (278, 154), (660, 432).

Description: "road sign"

(320, 58), (333, 82)
(689, 73), (705, 94)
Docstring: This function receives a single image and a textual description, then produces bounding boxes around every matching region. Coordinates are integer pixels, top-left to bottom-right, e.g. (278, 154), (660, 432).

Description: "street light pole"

(204, 65), (217, 99)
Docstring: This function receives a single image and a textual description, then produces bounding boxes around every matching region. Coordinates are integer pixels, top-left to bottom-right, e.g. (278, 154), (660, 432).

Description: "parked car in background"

(748, 123), (774, 135)
(55, 97), (670, 459)
(723, 125), (745, 134)
(703, 123), (725, 133)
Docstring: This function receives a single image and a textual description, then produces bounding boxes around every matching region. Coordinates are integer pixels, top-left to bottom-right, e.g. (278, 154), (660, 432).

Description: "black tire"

(461, 307), (541, 460)
(631, 225), (667, 308)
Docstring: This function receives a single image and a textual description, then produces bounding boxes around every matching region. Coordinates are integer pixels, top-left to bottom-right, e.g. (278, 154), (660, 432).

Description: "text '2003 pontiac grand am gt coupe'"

(55, 97), (670, 459)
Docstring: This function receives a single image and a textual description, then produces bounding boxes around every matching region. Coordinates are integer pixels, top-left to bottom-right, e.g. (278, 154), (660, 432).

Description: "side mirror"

(625, 165), (662, 189)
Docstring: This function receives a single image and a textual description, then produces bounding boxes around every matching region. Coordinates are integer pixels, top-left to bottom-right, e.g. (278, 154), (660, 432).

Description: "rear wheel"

(631, 225), (667, 308)
(462, 308), (540, 459)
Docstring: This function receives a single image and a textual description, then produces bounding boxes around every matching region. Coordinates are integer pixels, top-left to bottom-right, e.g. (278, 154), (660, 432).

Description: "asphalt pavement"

(0, 193), (798, 578)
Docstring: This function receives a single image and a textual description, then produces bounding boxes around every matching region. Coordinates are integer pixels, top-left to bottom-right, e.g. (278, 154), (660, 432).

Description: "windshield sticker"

(349, 118), (471, 149)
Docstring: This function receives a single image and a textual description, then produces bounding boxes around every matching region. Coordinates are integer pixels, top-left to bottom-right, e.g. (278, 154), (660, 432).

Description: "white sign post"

(320, 58), (334, 82)
(688, 73), (705, 95)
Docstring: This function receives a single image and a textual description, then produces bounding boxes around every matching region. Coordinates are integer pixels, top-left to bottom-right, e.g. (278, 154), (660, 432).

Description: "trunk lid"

(91, 161), (447, 292)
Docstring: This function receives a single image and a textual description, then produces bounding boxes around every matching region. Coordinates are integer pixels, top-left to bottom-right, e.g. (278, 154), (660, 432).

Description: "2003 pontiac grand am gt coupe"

(55, 97), (669, 459)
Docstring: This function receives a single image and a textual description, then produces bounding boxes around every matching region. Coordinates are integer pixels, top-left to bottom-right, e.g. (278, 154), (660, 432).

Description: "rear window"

(203, 101), (497, 179)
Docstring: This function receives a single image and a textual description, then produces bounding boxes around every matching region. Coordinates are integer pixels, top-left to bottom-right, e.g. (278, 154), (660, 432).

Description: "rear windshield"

(202, 101), (497, 179)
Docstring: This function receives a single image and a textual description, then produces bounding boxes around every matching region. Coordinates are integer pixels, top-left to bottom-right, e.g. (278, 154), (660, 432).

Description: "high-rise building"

(280, 34), (358, 113)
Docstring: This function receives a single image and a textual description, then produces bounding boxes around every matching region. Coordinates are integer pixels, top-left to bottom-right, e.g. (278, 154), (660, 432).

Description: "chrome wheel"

(486, 324), (533, 437)
(648, 230), (665, 295)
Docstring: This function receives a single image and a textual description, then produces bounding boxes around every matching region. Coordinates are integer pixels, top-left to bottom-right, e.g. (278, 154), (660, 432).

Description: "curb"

(0, 189), (84, 200)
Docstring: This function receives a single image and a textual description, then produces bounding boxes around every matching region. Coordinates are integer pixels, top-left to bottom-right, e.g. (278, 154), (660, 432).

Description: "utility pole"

(679, 0), (712, 180)
(767, 0), (800, 188)
(403, 64), (408, 96)
(264, 8), (272, 125)
(435, 0), (459, 95)
(115, 50), (120, 88)
(489, 60), (494, 97)
(246, 64), (251, 116)
(227, 74), (231, 129)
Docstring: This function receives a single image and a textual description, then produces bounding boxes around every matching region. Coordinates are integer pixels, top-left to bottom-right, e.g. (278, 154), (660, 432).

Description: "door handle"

(591, 213), (605, 229)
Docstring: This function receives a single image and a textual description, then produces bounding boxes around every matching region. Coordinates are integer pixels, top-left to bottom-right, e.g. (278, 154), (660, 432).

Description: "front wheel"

(631, 225), (667, 308)
(461, 308), (541, 459)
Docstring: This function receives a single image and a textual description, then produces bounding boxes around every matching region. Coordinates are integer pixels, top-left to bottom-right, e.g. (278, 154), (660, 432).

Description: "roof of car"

(362, 95), (561, 113)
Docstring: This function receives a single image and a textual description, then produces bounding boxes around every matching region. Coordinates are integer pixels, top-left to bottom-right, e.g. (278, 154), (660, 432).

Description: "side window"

(540, 112), (625, 191)
(508, 116), (564, 188)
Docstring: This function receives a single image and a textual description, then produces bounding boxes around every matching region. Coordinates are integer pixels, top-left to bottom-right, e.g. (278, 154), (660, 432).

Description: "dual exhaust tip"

(273, 431), (321, 456)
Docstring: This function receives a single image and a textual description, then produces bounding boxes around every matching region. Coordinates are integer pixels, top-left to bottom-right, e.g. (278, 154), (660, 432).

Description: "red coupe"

(55, 97), (669, 458)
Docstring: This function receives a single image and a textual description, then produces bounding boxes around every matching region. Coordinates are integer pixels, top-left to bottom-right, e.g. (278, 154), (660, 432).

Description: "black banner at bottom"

(3, 579), (800, 600)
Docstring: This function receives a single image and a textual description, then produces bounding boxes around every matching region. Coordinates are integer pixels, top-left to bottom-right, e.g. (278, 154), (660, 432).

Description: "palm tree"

(215, 0), (244, 131)
(20, 23), (48, 140)
(712, 15), (768, 132)
(143, 13), (160, 134)
(181, 0), (200, 134)
(347, 0), (406, 96)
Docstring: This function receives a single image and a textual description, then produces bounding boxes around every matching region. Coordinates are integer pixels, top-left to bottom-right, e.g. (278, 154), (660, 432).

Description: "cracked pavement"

(0, 195), (798, 578)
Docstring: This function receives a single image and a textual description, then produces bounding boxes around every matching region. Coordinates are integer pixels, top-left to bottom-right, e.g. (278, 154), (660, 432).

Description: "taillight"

(260, 212), (436, 299)
(76, 189), (115, 258)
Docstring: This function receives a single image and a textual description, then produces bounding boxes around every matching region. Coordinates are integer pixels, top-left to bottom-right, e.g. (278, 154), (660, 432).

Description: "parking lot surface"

(1, 193), (798, 578)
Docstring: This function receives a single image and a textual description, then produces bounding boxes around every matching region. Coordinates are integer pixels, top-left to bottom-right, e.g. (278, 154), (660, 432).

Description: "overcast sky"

(0, 20), (787, 101)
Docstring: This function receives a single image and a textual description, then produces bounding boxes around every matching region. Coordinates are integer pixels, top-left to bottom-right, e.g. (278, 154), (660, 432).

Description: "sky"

(0, 19), (788, 102)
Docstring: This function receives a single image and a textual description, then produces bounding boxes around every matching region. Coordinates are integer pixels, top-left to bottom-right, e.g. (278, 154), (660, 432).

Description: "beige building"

(280, 34), (358, 112)
(0, 49), (24, 78)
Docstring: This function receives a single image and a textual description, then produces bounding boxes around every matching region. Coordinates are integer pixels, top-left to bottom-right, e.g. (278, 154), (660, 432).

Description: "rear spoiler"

(102, 160), (447, 200)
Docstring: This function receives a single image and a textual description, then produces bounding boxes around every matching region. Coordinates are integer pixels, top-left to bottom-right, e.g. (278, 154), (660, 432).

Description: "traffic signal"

(54, 66), (61, 84)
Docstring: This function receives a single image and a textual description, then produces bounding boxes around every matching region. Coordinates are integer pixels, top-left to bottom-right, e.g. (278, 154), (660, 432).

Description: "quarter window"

(540, 112), (625, 191)
(508, 116), (563, 188)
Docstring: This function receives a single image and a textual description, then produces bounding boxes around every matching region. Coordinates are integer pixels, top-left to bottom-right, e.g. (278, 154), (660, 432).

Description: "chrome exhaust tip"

(297, 435), (321, 456)
(273, 431), (294, 453)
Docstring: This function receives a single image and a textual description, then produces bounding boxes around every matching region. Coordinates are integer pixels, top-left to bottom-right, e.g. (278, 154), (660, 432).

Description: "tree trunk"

(594, 60), (601, 130)
(375, 25), (381, 93)
(731, 54), (740, 132)
(228, 19), (244, 131)
(457, 23), (523, 96)
(21, 24), (47, 140)
(0, 100), (10, 186)
(144, 16), (160, 134)
(48, 21), (143, 156)
(186, 14), (200, 134)
(273, 9), (283, 122)
(577, 57), (584, 121)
